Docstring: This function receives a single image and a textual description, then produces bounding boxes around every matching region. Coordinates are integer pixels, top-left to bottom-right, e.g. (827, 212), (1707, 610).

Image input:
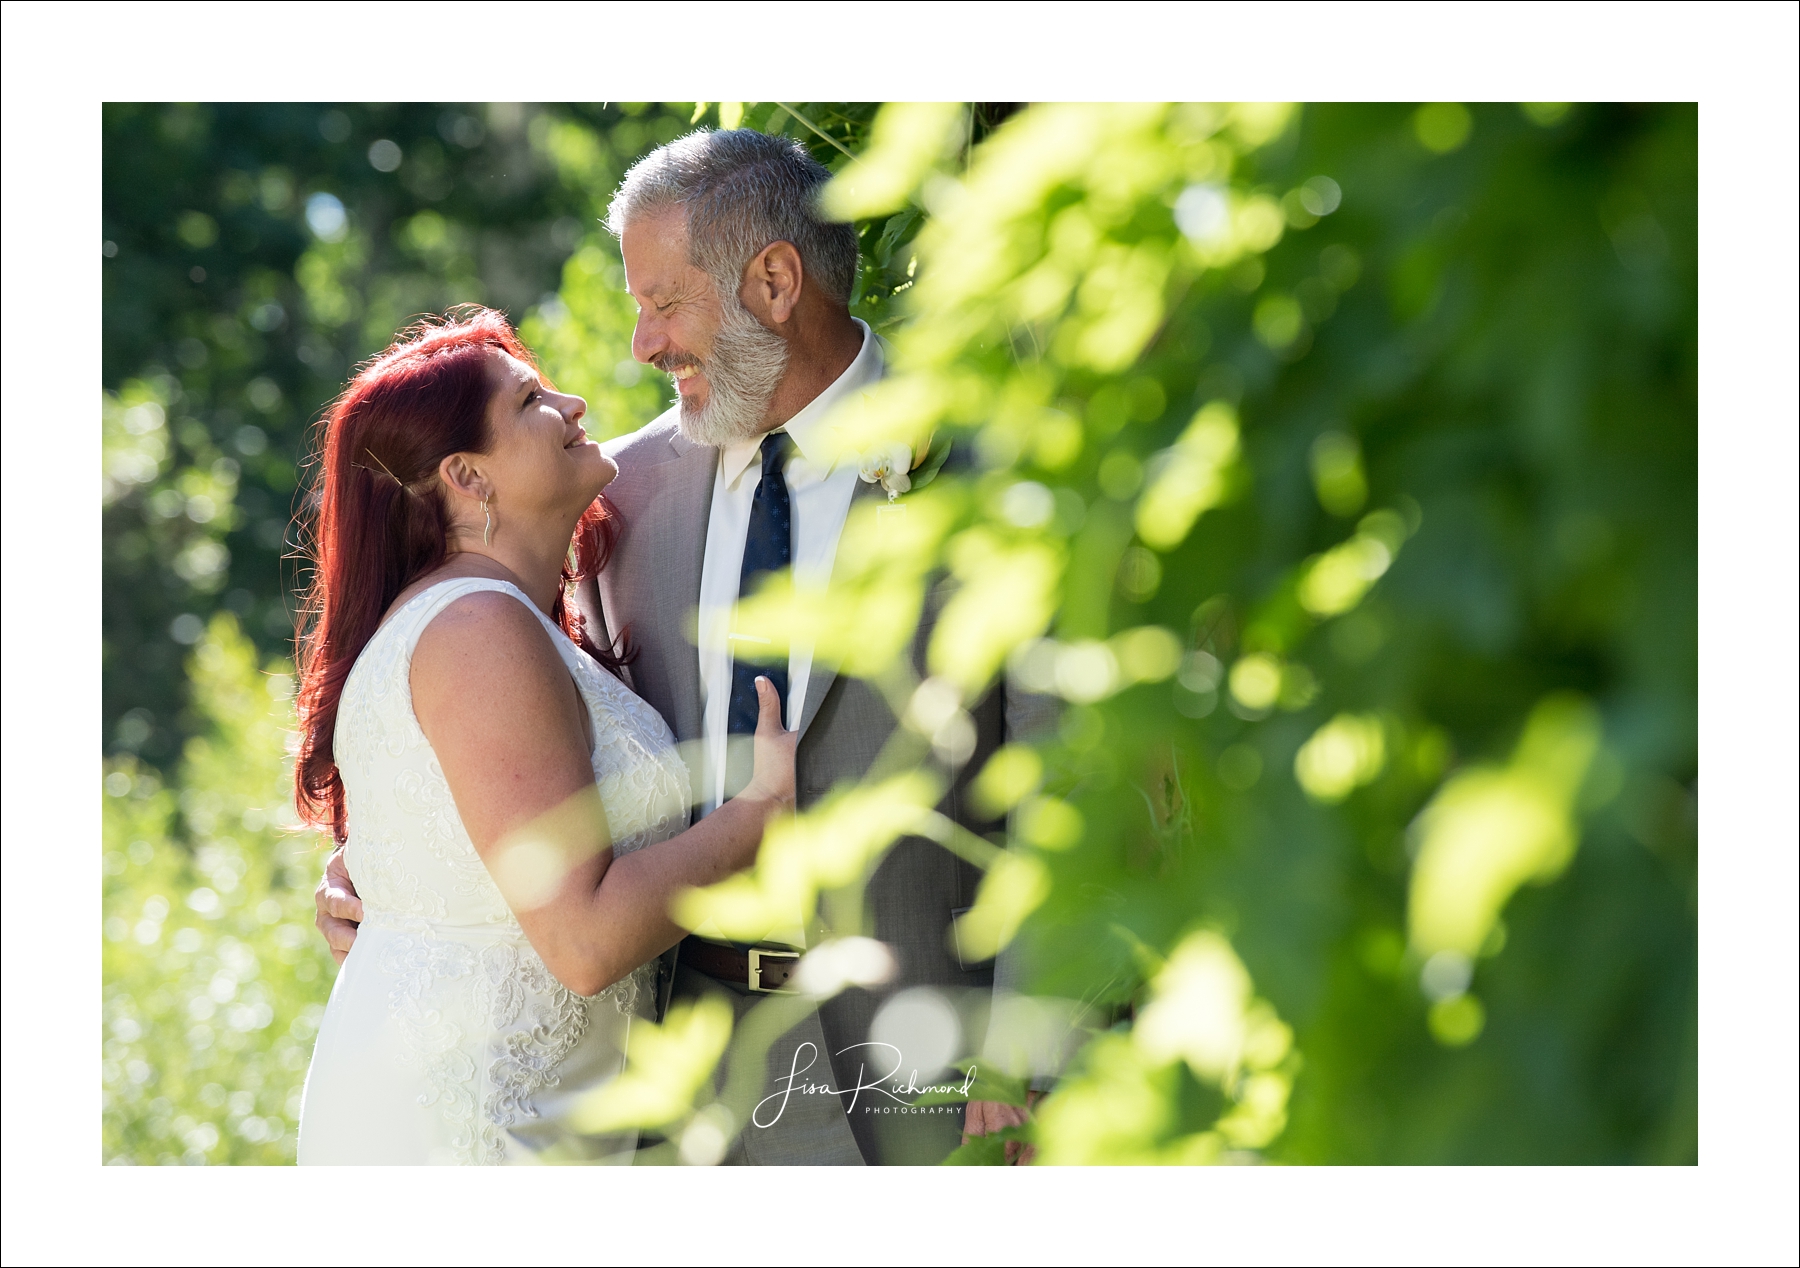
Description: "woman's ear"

(439, 453), (488, 505)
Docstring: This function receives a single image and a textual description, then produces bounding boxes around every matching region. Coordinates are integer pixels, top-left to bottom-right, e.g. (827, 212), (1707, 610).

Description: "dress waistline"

(358, 910), (531, 943)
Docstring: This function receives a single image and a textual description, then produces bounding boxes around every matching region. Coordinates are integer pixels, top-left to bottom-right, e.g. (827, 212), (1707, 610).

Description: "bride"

(292, 307), (791, 1164)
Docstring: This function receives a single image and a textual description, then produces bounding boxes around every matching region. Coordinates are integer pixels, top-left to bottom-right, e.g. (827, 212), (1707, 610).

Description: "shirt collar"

(719, 318), (882, 488)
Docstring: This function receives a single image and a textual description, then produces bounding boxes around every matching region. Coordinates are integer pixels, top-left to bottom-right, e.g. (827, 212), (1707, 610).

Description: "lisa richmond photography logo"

(754, 1043), (973, 1128)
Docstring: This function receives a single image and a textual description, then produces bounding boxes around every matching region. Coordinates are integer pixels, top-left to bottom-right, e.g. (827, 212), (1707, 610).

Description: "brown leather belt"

(679, 937), (801, 993)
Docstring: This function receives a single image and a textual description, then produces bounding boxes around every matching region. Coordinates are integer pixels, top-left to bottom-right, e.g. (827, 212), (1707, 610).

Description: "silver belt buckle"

(747, 947), (800, 993)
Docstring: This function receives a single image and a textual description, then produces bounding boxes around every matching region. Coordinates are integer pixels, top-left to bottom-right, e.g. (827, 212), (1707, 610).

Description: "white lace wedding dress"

(297, 578), (691, 1165)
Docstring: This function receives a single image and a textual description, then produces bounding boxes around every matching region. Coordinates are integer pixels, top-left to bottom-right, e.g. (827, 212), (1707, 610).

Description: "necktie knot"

(760, 429), (794, 478)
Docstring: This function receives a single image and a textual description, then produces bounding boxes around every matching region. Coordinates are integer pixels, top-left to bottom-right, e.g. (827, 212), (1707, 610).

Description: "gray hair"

(605, 128), (860, 305)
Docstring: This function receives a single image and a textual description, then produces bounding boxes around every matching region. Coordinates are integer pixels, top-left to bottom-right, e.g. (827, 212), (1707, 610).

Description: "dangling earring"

(481, 495), (493, 547)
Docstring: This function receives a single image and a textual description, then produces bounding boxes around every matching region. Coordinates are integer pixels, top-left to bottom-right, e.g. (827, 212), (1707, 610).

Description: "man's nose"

(631, 312), (662, 366)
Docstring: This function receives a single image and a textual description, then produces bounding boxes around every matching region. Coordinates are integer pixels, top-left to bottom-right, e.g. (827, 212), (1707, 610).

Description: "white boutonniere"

(858, 442), (914, 502)
(858, 434), (952, 503)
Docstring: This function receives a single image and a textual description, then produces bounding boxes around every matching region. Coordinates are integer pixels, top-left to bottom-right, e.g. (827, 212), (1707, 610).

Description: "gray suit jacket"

(577, 409), (1002, 1165)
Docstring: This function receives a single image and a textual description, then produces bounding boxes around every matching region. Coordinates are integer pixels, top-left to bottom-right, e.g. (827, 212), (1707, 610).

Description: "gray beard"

(675, 292), (790, 448)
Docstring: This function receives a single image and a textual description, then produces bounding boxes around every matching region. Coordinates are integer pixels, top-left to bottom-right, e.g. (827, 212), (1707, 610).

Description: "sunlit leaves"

(906, 103), (1174, 339)
(968, 744), (1045, 818)
(102, 386), (170, 505)
(569, 996), (733, 1134)
(1014, 795), (1083, 851)
(1224, 101), (1298, 149)
(1112, 625), (1183, 683)
(1056, 242), (1175, 371)
(1173, 183), (1287, 272)
(1134, 402), (1240, 550)
(1428, 994), (1487, 1048)
(929, 531), (1064, 696)
(732, 486), (959, 680)
(1296, 537), (1392, 617)
(1408, 695), (1601, 962)
(102, 616), (328, 1165)
(1136, 932), (1265, 1080)
(1031, 1035), (1194, 1164)
(819, 102), (965, 222)
(1033, 930), (1294, 1164)
(1294, 713), (1388, 803)
(672, 773), (942, 946)
(813, 373), (953, 467)
(952, 852), (1051, 964)
(1007, 626), (1183, 705)
(1296, 509), (1411, 617)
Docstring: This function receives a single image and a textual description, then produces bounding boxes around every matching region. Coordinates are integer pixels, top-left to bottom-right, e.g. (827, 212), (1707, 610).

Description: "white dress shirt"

(695, 319), (883, 814)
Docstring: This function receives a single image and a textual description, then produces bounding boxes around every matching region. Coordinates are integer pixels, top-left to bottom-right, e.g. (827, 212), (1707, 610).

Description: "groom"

(317, 128), (1019, 1165)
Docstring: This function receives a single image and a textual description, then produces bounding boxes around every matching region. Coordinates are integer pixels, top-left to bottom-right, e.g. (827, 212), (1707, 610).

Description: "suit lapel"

(798, 475), (887, 739)
(599, 425), (716, 745)
(661, 434), (715, 743)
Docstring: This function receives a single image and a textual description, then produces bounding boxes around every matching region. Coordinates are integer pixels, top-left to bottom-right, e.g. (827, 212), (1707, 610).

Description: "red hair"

(293, 306), (626, 842)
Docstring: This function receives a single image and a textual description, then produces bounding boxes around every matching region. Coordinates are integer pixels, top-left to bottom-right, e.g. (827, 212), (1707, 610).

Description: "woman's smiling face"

(480, 350), (613, 519)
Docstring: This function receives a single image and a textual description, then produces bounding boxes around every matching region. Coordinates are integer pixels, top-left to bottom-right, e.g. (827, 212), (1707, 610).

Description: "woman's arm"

(412, 591), (793, 995)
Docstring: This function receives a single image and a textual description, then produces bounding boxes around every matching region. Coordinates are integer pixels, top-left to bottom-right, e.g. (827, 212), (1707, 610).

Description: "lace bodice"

(299, 577), (691, 1165)
(337, 576), (690, 928)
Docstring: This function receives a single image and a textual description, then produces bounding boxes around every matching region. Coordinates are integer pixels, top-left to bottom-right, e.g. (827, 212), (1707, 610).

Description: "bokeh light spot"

(1253, 292), (1305, 349)
(304, 192), (347, 242)
(1001, 480), (1055, 528)
(367, 139), (403, 172)
(1017, 795), (1083, 852)
(1174, 182), (1230, 245)
(1413, 103), (1473, 154)
(970, 745), (1044, 817)
(1299, 176), (1342, 217)
(1295, 713), (1387, 802)
(1310, 431), (1367, 516)
(1228, 654), (1282, 711)
(1428, 994), (1486, 1047)
(1217, 743), (1263, 791)
(871, 987), (962, 1080)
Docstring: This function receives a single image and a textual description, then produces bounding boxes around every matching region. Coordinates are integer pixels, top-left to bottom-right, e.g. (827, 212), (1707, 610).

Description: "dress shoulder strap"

(380, 576), (563, 665)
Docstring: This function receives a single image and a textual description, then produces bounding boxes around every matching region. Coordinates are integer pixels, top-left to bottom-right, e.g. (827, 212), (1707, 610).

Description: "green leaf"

(973, 1059), (1032, 1107)
(941, 1133), (1008, 1165)
(907, 432), (954, 493)
(941, 1123), (1032, 1164)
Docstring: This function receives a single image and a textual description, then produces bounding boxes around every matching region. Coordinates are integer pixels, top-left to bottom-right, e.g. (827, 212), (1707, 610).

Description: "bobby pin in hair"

(356, 451), (412, 489)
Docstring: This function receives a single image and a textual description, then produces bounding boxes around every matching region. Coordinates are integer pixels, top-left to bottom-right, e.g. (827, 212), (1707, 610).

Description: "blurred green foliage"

(102, 101), (1695, 1165)
(99, 101), (703, 1164)
(102, 614), (332, 1164)
(673, 100), (1697, 1165)
(102, 102), (701, 773)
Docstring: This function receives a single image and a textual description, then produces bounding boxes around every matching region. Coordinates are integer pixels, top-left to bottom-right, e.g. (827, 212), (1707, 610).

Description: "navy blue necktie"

(727, 431), (793, 736)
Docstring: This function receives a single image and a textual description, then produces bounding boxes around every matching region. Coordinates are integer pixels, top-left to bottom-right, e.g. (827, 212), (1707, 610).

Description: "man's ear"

(439, 453), (488, 505)
(747, 240), (805, 325)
